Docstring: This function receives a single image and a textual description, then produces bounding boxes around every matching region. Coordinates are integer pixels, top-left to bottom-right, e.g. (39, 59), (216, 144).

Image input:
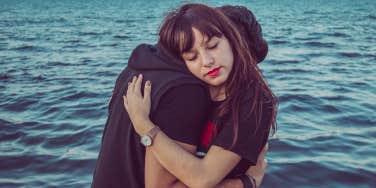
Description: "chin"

(207, 80), (226, 87)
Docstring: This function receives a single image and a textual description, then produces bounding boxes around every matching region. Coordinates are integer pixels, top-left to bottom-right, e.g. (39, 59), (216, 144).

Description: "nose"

(202, 52), (214, 67)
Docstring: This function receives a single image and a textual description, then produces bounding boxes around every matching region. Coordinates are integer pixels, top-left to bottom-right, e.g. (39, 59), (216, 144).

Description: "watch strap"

(147, 126), (161, 139)
(238, 174), (255, 188)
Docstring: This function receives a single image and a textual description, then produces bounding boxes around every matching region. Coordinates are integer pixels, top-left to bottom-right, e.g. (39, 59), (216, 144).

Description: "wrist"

(237, 174), (255, 188)
(136, 118), (155, 136)
(245, 174), (257, 188)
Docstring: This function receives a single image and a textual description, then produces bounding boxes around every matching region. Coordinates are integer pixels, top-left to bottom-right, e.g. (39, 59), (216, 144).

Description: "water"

(1, 0), (375, 187)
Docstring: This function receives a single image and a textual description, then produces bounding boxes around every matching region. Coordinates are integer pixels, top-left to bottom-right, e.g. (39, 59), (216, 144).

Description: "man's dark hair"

(219, 5), (269, 63)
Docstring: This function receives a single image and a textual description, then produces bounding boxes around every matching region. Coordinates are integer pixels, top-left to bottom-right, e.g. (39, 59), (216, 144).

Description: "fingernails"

(146, 80), (151, 86)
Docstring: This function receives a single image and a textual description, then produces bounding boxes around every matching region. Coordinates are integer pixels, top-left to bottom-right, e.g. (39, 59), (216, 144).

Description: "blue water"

(1, 0), (375, 187)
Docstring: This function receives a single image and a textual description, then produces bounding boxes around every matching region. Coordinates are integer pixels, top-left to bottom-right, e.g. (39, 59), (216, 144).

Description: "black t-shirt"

(152, 84), (211, 145)
(91, 84), (210, 188)
(196, 97), (272, 178)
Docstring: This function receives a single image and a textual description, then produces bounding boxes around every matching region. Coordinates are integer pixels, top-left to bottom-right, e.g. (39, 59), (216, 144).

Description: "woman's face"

(182, 28), (234, 89)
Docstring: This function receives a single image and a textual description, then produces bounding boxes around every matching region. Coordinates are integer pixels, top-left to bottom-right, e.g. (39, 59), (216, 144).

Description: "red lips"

(207, 67), (221, 77)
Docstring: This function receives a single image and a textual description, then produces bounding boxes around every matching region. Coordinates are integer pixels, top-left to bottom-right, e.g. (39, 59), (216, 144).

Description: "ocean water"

(0, 0), (375, 187)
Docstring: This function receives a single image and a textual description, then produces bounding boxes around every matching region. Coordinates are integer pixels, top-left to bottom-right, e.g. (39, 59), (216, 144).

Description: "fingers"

(131, 75), (137, 89)
(123, 95), (128, 111)
(127, 76), (136, 96)
(144, 80), (152, 101)
(134, 74), (143, 95)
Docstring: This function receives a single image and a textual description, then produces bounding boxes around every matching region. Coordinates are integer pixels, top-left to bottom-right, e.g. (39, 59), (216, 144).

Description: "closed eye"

(187, 54), (198, 61)
(207, 42), (218, 50)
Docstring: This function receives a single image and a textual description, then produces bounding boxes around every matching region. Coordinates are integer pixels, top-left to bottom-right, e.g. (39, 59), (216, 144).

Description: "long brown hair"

(159, 3), (278, 147)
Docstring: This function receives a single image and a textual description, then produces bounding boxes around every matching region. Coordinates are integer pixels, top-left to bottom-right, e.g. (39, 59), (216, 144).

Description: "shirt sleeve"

(213, 99), (273, 165)
(152, 84), (210, 146)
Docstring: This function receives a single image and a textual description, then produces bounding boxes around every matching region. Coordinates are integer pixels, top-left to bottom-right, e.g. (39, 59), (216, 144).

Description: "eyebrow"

(184, 36), (218, 54)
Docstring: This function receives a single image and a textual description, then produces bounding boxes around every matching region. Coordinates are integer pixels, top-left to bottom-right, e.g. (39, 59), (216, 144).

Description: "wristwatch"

(140, 126), (161, 147)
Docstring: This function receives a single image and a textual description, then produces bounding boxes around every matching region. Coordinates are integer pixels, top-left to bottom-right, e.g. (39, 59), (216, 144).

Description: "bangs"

(178, 23), (223, 54)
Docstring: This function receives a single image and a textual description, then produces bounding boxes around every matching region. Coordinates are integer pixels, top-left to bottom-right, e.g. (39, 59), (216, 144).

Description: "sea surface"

(0, 0), (375, 187)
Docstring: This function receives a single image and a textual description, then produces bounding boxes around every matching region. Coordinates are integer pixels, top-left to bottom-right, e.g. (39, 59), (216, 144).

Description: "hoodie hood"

(127, 43), (189, 74)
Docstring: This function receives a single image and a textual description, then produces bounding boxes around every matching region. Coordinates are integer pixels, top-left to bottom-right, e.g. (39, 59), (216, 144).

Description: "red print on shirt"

(200, 120), (217, 147)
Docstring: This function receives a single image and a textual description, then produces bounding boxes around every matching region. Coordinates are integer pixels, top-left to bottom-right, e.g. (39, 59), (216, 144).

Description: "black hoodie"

(91, 44), (209, 188)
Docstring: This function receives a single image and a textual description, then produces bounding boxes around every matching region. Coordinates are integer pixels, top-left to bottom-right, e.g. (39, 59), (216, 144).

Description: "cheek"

(222, 48), (234, 70)
(218, 41), (234, 67)
(185, 63), (203, 79)
(228, 54), (234, 71)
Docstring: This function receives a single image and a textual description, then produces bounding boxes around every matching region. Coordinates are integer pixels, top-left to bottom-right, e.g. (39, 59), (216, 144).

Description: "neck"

(209, 85), (226, 101)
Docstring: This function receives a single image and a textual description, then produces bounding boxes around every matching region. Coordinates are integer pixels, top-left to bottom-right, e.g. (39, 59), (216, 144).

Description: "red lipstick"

(207, 67), (221, 78)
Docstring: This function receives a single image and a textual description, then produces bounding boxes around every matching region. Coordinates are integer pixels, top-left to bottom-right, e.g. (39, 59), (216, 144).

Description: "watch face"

(141, 135), (152, 146)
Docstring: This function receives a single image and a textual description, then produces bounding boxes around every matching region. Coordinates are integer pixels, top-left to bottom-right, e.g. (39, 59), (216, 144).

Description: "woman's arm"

(124, 75), (254, 188)
(149, 127), (241, 188)
(145, 142), (195, 188)
(143, 119), (267, 188)
(133, 115), (241, 188)
(146, 145), (246, 188)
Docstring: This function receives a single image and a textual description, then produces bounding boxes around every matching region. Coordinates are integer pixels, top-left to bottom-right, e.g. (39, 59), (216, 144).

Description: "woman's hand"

(246, 143), (269, 187)
(123, 74), (153, 135)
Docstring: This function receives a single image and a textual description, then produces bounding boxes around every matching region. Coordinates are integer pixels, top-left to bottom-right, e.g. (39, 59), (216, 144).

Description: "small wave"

(60, 39), (82, 43)
(367, 15), (376, 20)
(332, 86), (352, 93)
(294, 36), (321, 41)
(265, 161), (375, 187)
(303, 10), (318, 14)
(0, 74), (11, 80)
(0, 132), (26, 142)
(304, 53), (324, 57)
(60, 91), (99, 101)
(3, 99), (39, 112)
(335, 114), (375, 127)
(80, 58), (93, 63)
(327, 32), (350, 38)
(61, 43), (96, 49)
(330, 67), (351, 74)
(12, 45), (34, 51)
(364, 53), (376, 59)
(338, 52), (361, 58)
(101, 43), (119, 47)
(320, 104), (342, 113)
(47, 61), (71, 66)
(115, 19), (126, 23)
(285, 103), (311, 112)
(0, 119), (26, 142)
(113, 35), (129, 39)
(145, 15), (156, 19)
(278, 94), (320, 105)
(268, 59), (300, 65)
(32, 75), (46, 81)
(270, 40), (288, 45)
(11, 45), (46, 52)
(272, 68), (310, 74)
(20, 136), (46, 146)
(79, 31), (100, 36)
(304, 41), (336, 48)
(79, 31), (111, 36)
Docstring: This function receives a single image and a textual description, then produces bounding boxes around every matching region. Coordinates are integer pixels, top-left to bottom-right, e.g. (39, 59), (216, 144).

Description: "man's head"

(219, 5), (269, 63)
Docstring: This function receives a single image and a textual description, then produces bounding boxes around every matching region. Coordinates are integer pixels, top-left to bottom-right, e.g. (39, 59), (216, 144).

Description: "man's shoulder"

(163, 84), (209, 102)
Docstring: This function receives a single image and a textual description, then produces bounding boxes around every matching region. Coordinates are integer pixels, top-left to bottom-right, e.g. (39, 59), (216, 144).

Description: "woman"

(124, 4), (277, 188)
